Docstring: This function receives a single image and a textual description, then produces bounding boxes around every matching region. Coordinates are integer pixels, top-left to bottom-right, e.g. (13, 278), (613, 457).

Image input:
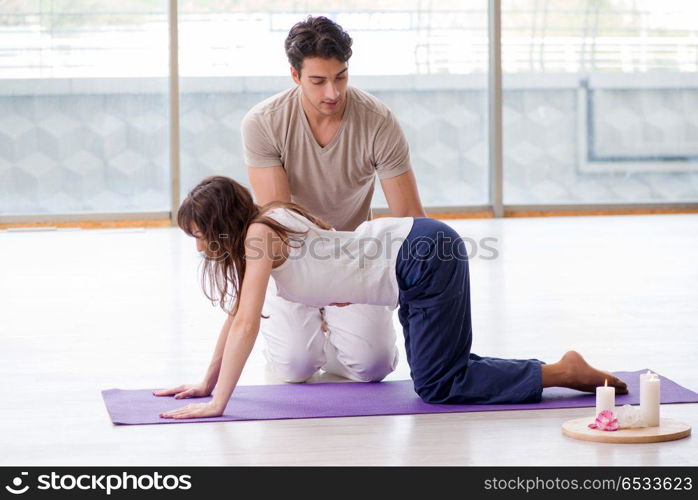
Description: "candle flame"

(604, 379), (608, 387)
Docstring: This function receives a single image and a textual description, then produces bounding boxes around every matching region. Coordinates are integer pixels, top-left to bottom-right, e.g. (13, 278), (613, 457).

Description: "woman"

(156, 176), (627, 419)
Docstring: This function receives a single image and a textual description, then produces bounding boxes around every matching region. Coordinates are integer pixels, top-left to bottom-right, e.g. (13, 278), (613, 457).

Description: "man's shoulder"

(348, 86), (392, 121)
(244, 86), (299, 123)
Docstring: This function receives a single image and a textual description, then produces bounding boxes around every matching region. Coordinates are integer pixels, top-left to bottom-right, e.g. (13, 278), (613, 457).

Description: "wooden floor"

(1, 214), (696, 466)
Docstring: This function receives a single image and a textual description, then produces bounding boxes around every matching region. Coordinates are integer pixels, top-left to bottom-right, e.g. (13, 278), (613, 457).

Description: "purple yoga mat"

(102, 369), (698, 425)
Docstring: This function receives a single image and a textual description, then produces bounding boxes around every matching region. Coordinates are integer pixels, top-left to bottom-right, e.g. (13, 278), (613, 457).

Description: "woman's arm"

(201, 312), (234, 393)
(153, 312), (233, 400)
(159, 223), (276, 419)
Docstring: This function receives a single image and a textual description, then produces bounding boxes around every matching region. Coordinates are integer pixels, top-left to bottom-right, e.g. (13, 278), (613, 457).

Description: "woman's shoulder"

(263, 206), (315, 228)
(245, 220), (276, 239)
(263, 206), (298, 223)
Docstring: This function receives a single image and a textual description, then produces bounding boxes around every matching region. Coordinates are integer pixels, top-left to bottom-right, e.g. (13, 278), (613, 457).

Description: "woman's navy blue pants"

(396, 217), (545, 404)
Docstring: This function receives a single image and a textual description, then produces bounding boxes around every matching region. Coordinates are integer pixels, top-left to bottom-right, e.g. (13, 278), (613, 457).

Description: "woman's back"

(264, 207), (414, 308)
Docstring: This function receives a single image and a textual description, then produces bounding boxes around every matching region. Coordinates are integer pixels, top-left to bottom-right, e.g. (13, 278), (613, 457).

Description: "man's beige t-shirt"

(241, 85), (412, 231)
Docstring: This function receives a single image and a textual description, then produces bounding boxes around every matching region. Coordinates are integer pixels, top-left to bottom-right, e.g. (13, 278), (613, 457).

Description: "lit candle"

(640, 371), (661, 427)
(595, 378), (615, 416)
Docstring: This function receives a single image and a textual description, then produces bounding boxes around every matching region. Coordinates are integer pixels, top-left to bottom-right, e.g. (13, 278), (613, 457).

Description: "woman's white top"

(265, 207), (414, 308)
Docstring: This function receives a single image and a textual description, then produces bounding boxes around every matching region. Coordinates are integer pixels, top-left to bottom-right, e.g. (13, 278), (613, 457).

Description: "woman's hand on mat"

(152, 383), (212, 399)
(329, 302), (352, 307)
(159, 401), (223, 420)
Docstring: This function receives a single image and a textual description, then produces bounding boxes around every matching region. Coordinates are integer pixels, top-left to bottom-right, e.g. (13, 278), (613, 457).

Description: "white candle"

(595, 378), (615, 416)
(640, 371), (661, 427)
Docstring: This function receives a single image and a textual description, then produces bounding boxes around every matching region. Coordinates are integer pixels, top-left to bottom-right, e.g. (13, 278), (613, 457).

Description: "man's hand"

(159, 401), (224, 420)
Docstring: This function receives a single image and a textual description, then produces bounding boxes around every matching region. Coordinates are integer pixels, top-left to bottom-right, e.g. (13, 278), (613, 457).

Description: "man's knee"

(340, 345), (398, 382)
(267, 350), (324, 383)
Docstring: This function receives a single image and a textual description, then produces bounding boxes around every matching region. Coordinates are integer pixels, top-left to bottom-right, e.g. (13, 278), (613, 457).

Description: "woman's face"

(191, 225), (206, 254)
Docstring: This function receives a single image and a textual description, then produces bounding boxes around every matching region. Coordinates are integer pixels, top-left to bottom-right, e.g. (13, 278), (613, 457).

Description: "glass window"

(502, 0), (698, 204)
(0, 0), (170, 216)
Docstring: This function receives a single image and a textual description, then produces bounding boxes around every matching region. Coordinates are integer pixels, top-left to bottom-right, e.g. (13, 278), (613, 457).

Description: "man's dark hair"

(285, 16), (353, 75)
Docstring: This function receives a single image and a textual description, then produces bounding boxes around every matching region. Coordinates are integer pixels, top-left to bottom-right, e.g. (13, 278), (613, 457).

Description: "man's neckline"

(297, 86), (352, 153)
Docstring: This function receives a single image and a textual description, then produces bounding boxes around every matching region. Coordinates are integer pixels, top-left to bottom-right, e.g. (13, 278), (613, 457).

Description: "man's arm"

(241, 108), (290, 204)
(380, 169), (427, 218)
(247, 165), (292, 204)
(373, 108), (427, 218)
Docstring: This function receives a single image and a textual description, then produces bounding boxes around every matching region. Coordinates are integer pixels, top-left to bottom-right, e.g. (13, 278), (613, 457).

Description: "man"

(241, 16), (427, 383)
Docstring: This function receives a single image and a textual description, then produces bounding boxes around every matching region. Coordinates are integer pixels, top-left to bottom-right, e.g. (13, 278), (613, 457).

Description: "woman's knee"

(414, 383), (449, 404)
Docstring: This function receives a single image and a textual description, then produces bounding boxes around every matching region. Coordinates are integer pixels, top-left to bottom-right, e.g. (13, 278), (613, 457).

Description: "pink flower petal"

(589, 410), (620, 431)
(598, 410), (614, 419)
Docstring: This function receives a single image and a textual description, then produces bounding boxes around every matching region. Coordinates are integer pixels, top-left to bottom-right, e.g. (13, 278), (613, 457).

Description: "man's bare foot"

(541, 350), (628, 394)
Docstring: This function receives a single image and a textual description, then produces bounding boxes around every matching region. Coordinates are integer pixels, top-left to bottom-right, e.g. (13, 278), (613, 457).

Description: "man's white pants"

(260, 278), (399, 382)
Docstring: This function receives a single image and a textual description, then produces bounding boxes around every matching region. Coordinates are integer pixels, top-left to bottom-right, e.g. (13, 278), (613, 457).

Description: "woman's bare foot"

(541, 350), (628, 394)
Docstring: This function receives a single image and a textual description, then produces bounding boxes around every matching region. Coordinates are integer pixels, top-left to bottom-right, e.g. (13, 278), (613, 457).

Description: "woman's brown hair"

(177, 175), (331, 316)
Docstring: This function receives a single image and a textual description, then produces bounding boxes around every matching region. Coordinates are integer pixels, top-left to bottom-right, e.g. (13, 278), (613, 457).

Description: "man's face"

(291, 57), (348, 117)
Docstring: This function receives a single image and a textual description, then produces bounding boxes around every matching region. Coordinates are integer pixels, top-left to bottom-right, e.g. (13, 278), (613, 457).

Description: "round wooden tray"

(562, 417), (691, 444)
